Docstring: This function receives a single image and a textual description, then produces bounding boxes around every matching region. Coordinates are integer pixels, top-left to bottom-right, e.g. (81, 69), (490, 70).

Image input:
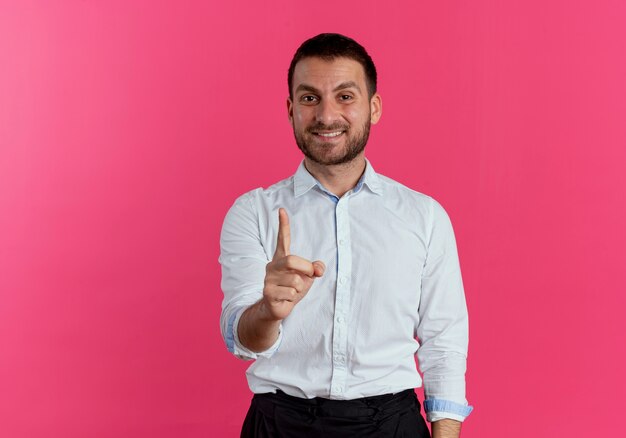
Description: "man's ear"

(370, 93), (382, 125)
(287, 97), (294, 124)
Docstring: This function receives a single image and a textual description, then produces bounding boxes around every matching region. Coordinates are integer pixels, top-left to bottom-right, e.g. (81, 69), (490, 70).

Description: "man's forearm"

(432, 419), (461, 438)
(237, 300), (281, 352)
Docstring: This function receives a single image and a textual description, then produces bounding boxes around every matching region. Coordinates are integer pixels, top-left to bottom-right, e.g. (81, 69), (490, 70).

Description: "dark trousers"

(241, 389), (431, 438)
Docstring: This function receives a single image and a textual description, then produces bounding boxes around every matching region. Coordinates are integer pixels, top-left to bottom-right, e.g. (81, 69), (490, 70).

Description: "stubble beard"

(294, 119), (371, 166)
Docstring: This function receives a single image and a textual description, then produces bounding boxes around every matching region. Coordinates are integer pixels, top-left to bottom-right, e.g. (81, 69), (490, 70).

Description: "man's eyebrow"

(333, 81), (361, 92)
(295, 84), (320, 94)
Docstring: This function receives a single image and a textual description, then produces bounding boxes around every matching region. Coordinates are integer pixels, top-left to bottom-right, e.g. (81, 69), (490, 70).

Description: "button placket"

(330, 197), (352, 398)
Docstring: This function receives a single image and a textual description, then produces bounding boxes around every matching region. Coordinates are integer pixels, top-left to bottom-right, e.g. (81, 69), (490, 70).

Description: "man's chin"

(306, 151), (358, 166)
(296, 135), (367, 166)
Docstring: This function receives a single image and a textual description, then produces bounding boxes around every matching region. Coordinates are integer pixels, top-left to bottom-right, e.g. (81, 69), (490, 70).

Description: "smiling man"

(220, 33), (473, 437)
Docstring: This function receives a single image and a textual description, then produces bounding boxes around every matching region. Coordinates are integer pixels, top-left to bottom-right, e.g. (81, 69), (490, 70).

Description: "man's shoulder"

(230, 174), (294, 205)
(375, 172), (433, 205)
(373, 171), (453, 222)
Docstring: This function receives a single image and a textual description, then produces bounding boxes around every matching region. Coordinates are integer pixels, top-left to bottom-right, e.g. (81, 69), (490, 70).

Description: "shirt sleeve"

(416, 198), (473, 422)
(219, 190), (282, 360)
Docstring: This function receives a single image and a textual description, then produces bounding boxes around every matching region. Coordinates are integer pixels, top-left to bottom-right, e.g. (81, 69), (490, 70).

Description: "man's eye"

(340, 95), (353, 101)
(301, 95), (318, 103)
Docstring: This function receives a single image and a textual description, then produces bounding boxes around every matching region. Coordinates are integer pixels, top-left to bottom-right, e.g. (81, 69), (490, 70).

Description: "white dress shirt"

(219, 159), (473, 422)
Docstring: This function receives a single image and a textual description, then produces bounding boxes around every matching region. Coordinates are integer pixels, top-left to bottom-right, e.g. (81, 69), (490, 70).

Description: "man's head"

(287, 33), (382, 166)
(288, 33), (378, 100)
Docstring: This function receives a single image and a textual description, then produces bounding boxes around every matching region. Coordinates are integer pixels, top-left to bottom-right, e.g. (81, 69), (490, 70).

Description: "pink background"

(1, 1), (625, 437)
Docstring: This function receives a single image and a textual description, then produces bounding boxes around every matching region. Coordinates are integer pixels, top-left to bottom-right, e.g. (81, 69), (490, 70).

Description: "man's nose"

(315, 99), (340, 125)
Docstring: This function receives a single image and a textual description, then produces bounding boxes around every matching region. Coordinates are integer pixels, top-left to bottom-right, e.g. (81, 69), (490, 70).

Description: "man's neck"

(303, 154), (367, 199)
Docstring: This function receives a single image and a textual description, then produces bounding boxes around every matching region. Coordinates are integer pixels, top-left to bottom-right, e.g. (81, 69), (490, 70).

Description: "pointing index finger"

(274, 208), (291, 259)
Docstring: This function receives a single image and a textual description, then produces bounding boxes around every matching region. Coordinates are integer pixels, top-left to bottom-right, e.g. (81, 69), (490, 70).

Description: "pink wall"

(1, 1), (625, 437)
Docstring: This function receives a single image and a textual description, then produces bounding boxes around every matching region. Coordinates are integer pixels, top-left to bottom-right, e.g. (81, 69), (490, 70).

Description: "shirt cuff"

(226, 307), (283, 360)
(424, 398), (473, 423)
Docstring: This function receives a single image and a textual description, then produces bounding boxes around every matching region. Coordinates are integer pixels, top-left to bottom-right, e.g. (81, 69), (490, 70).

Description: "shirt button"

(336, 316), (344, 323)
(339, 239), (345, 245)
(339, 277), (346, 285)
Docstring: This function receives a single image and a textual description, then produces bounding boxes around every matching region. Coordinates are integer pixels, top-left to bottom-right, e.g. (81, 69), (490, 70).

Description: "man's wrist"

(431, 418), (461, 438)
(238, 302), (281, 352)
(258, 298), (283, 323)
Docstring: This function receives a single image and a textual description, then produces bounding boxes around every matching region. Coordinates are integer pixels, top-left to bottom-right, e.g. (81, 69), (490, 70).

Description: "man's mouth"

(313, 130), (345, 138)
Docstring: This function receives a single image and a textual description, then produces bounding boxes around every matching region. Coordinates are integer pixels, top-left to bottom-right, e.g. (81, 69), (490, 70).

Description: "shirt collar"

(293, 158), (384, 198)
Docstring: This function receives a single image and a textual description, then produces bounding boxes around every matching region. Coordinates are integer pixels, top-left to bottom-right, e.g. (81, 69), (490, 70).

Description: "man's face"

(288, 57), (382, 166)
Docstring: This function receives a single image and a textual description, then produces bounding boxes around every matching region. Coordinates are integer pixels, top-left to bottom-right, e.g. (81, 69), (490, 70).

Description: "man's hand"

(261, 208), (325, 321)
(237, 208), (325, 352)
(432, 419), (462, 438)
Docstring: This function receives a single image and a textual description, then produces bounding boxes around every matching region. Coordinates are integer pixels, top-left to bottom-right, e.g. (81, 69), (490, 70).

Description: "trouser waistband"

(254, 389), (418, 419)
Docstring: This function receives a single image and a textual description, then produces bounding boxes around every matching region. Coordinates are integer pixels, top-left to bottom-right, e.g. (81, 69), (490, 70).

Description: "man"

(220, 33), (473, 437)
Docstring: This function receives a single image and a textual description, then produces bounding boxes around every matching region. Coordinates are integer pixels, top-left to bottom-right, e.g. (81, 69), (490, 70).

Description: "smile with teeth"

(315, 131), (344, 137)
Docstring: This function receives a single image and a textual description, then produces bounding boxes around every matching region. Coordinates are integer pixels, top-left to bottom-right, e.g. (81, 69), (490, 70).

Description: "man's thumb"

(312, 260), (325, 277)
